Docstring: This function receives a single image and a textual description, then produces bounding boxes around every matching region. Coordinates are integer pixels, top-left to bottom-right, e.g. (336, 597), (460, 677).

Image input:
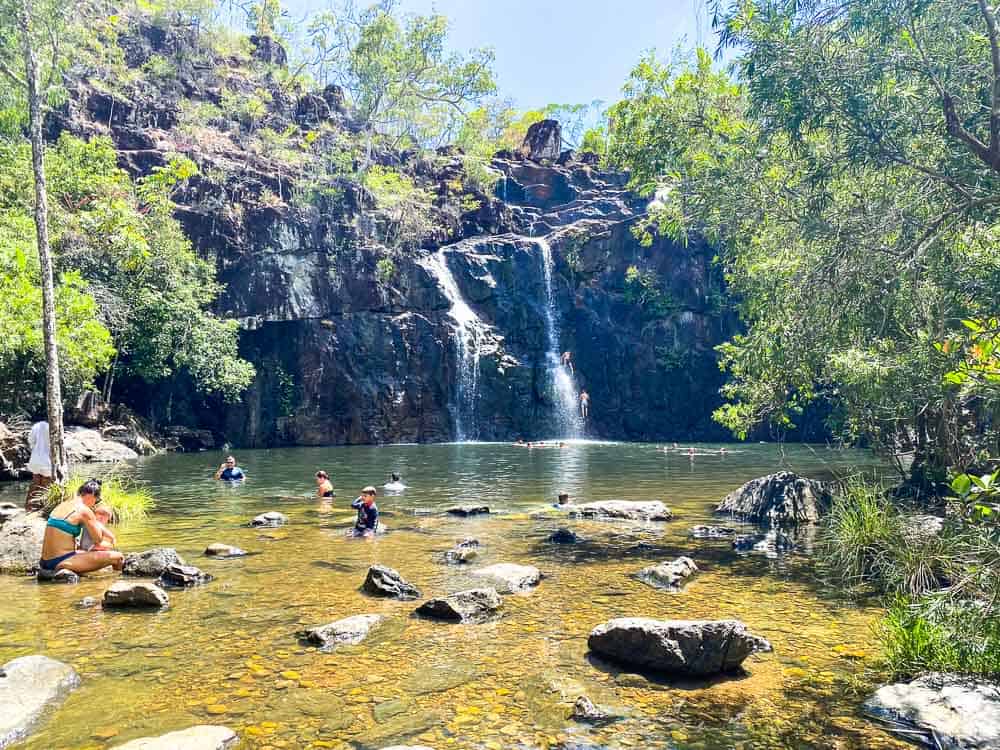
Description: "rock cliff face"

(48, 21), (736, 446)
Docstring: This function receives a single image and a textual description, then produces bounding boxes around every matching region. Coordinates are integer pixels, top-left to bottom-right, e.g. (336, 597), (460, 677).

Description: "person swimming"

(384, 473), (406, 491)
(315, 470), (334, 498)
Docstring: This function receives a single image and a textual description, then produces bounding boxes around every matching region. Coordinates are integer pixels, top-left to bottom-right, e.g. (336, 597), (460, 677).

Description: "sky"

(279, 0), (717, 111)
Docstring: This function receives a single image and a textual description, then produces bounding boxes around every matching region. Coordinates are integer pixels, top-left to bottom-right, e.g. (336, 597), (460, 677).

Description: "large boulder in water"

(635, 556), (698, 591)
(566, 500), (671, 522)
(362, 564), (421, 599)
(0, 514), (45, 574)
(863, 673), (1000, 749)
(471, 563), (542, 593)
(588, 618), (772, 676)
(299, 614), (386, 650)
(416, 588), (502, 623)
(0, 655), (81, 748)
(123, 548), (185, 577)
(715, 471), (832, 526)
(111, 725), (238, 749)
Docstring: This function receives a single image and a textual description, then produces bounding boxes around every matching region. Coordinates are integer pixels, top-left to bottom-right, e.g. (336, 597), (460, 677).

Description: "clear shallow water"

(0, 443), (908, 750)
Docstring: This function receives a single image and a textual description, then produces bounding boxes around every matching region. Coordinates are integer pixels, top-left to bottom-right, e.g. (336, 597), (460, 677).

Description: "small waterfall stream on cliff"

(422, 248), (485, 440)
(536, 236), (584, 438)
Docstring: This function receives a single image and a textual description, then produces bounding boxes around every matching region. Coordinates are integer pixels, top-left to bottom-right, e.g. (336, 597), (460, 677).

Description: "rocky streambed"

(0, 442), (929, 749)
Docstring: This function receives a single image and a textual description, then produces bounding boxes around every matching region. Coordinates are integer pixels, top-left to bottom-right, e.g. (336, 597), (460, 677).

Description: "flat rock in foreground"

(416, 588), (501, 623)
(103, 581), (170, 609)
(863, 673), (1000, 749)
(471, 563), (542, 593)
(0, 514), (45, 574)
(123, 548), (186, 577)
(715, 471), (831, 526)
(566, 500), (671, 522)
(111, 725), (238, 749)
(0, 655), (81, 749)
(300, 614), (386, 650)
(635, 557), (698, 591)
(588, 618), (772, 676)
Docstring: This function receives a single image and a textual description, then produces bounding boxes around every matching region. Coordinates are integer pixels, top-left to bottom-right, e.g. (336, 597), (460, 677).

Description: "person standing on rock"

(24, 420), (53, 511)
(580, 390), (590, 419)
(214, 455), (245, 481)
(39, 479), (124, 574)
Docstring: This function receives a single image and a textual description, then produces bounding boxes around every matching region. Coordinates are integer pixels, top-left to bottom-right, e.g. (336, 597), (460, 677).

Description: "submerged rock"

(570, 695), (617, 724)
(123, 548), (185, 577)
(733, 530), (795, 555)
(863, 673), (1000, 750)
(204, 543), (247, 557)
(588, 617), (772, 676)
(547, 528), (583, 544)
(635, 556), (698, 591)
(566, 501), (671, 522)
(0, 654), (80, 748)
(471, 563), (542, 593)
(102, 581), (170, 609)
(300, 614), (386, 650)
(110, 725), (238, 749)
(36, 568), (80, 584)
(362, 564), (421, 599)
(0, 514), (45, 574)
(445, 505), (490, 517)
(715, 471), (832, 526)
(0, 655), (81, 749)
(416, 588), (502, 623)
(157, 563), (213, 588)
(249, 511), (288, 528)
(689, 525), (737, 539)
(443, 538), (479, 564)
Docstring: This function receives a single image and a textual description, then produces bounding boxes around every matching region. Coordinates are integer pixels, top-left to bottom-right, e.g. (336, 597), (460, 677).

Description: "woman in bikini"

(39, 479), (124, 574)
(315, 470), (335, 498)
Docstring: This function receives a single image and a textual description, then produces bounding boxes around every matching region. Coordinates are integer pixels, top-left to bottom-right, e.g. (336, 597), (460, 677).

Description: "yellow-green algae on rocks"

(0, 442), (910, 749)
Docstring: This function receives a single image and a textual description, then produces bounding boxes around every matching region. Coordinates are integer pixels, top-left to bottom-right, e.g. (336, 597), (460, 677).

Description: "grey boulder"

(103, 581), (170, 609)
(588, 618), (772, 676)
(863, 673), (1000, 750)
(362, 564), (421, 599)
(416, 588), (502, 623)
(0, 514), (45, 574)
(0, 655), (80, 749)
(471, 563), (542, 593)
(635, 556), (698, 591)
(300, 614), (386, 650)
(715, 471), (832, 526)
(689, 525), (737, 539)
(157, 563), (213, 587)
(36, 568), (79, 584)
(64, 426), (139, 463)
(443, 538), (479, 564)
(445, 505), (490, 517)
(249, 511), (287, 528)
(111, 725), (238, 749)
(123, 548), (185, 577)
(547, 528), (583, 544)
(570, 695), (616, 724)
(566, 500), (672, 522)
(204, 543), (247, 557)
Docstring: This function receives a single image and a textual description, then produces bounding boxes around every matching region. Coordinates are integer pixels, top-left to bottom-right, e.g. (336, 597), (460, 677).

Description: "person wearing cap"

(350, 486), (379, 537)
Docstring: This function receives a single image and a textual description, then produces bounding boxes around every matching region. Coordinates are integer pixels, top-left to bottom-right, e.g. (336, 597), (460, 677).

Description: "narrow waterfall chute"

(421, 248), (486, 441)
(536, 237), (584, 439)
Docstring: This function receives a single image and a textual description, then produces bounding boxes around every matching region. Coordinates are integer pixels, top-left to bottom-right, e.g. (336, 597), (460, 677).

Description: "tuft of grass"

(43, 469), (154, 524)
(820, 478), (901, 588)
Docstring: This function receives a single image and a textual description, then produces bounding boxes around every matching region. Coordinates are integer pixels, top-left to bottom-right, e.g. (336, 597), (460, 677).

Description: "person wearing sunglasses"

(39, 479), (124, 574)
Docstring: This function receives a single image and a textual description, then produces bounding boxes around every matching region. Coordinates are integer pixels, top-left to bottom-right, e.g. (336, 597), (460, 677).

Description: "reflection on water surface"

(0, 443), (909, 749)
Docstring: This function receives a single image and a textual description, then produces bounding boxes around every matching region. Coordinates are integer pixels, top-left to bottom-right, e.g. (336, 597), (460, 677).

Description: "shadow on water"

(584, 652), (754, 690)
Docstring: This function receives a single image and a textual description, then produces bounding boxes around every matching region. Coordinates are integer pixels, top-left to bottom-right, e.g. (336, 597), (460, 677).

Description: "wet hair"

(79, 478), (102, 498)
(316, 470), (329, 480)
(362, 485), (377, 496)
(391, 473), (400, 482)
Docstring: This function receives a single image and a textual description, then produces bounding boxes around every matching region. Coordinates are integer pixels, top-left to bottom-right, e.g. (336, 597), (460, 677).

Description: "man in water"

(25, 420), (53, 511)
(580, 390), (590, 419)
(214, 455), (246, 481)
(351, 486), (379, 537)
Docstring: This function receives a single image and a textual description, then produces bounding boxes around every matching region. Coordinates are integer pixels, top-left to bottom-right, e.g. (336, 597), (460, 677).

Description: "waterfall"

(421, 248), (484, 441)
(536, 237), (584, 438)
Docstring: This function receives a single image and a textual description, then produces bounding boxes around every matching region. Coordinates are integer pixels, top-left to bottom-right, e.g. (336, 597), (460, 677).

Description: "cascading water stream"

(421, 248), (485, 441)
(536, 236), (584, 439)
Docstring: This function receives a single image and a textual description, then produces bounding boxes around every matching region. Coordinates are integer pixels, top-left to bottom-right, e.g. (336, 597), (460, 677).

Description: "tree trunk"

(20, 0), (68, 484)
